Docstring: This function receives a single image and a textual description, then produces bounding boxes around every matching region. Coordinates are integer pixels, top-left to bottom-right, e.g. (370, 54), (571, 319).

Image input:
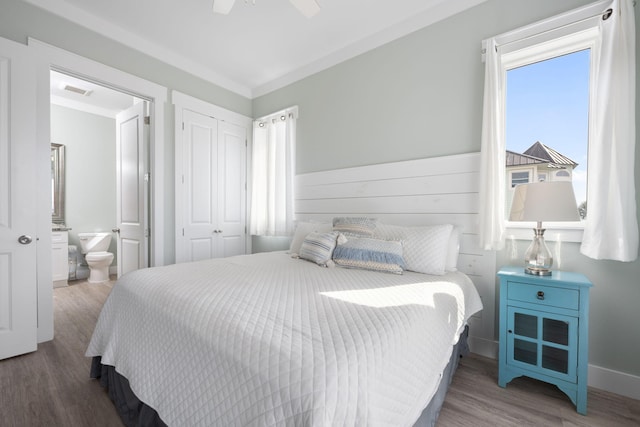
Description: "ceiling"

(51, 70), (138, 118)
(27, 0), (485, 99)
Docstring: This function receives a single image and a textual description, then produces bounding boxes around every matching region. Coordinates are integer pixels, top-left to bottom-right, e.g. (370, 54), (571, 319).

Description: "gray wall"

(253, 0), (640, 379)
(50, 105), (117, 261)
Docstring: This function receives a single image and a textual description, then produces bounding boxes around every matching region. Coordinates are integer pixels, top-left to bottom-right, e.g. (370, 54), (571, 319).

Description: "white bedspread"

(87, 251), (482, 426)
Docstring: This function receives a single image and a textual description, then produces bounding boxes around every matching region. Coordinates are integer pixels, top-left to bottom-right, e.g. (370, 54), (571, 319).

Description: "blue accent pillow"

(333, 237), (405, 274)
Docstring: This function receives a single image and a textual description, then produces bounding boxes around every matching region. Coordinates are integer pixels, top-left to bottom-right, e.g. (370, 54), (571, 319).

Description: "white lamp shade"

(510, 181), (580, 222)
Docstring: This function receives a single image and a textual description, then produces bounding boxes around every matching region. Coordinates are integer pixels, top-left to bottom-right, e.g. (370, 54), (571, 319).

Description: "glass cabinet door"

(506, 306), (578, 382)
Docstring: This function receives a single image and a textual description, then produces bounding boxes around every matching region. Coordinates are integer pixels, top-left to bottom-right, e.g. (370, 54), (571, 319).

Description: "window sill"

(505, 221), (584, 243)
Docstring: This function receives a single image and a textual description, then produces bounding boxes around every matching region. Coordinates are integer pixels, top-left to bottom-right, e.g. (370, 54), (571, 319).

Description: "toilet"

(78, 232), (114, 283)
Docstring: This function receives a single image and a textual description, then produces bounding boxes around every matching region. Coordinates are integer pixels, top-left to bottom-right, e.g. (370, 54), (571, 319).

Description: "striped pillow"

(332, 237), (405, 274)
(299, 231), (340, 267)
(332, 217), (378, 237)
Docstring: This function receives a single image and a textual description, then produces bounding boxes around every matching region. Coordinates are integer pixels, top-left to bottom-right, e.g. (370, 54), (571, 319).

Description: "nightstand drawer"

(507, 282), (579, 310)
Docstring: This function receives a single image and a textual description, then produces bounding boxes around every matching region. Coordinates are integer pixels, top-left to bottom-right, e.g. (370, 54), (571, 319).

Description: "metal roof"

(523, 141), (578, 167)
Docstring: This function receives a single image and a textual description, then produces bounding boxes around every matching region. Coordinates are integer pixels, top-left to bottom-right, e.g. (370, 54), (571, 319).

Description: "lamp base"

(525, 266), (552, 276)
(523, 225), (553, 276)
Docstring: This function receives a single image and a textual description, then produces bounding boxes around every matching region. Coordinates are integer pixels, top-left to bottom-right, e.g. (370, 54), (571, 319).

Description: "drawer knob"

(537, 291), (545, 300)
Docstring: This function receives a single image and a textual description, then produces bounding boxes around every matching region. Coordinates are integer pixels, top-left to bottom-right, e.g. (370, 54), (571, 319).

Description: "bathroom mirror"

(51, 143), (65, 224)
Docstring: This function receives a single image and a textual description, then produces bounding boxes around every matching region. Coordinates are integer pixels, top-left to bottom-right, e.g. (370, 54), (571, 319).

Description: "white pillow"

(445, 226), (461, 272)
(289, 221), (332, 254)
(299, 231), (340, 267)
(374, 223), (454, 275)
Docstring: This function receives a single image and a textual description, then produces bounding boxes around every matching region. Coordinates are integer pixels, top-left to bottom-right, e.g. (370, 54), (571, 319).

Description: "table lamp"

(509, 181), (580, 276)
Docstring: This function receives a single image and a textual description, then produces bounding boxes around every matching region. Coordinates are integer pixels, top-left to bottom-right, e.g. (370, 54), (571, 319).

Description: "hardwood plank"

(0, 278), (120, 427)
(438, 353), (640, 426)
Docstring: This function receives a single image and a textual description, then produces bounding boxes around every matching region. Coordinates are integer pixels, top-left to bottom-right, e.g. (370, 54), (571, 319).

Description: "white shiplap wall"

(295, 152), (496, 356)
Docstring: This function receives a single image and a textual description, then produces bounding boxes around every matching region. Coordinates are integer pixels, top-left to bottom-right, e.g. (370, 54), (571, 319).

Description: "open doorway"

(49, 70), (150, 286)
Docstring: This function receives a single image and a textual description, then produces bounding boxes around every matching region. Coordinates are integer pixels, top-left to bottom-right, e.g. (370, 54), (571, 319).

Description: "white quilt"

(87, 251), (482, 426)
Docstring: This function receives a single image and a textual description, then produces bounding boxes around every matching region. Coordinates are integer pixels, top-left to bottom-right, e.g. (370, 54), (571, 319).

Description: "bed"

(88, 152), (493, 426)
(87, 220), (483, 426)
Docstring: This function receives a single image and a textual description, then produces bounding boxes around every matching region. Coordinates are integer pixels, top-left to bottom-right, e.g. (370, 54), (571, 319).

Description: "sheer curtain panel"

(249, 108), (297, 236)
(478, 38), (506, 251)
(580, 0), (638, 261)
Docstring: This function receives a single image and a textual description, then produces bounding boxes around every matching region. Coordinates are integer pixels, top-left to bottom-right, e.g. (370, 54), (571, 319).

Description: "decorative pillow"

(289, 221), (333, 254)
(332, 217), (378, 237)
(332, 237), (405, 274)
(374, 223), (454, 275)
(445, 226), (461, 272)
(299, 231), (340, 267)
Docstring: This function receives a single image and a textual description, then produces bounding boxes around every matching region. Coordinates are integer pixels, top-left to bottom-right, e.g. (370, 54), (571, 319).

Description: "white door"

(180, 110), (246, 262)
(0, 37), (38, 360)
(115, 101), (148, 277)
(217, 120), (246, 257)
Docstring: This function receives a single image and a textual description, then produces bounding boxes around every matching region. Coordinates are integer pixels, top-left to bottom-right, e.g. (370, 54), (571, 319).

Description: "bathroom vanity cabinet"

(52, 230), (68, 287)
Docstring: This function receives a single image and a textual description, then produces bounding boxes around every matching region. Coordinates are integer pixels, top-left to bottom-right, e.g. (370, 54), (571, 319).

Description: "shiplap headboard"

(295, 152), (496, 356)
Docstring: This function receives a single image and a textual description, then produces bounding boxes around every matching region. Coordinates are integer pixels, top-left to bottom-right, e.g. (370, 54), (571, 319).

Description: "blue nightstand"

(497, 266), (592, 415)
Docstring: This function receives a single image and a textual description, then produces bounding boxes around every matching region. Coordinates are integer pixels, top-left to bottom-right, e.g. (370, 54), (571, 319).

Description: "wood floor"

(1, 279), (638, 427)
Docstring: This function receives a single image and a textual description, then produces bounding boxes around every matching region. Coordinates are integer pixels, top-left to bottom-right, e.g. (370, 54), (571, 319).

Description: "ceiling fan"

(213, 0), (321, 18)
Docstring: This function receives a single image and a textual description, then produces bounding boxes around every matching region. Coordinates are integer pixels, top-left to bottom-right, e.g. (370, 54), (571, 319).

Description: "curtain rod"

(481, 0), (618, 57)
(254, 105), (299, 124)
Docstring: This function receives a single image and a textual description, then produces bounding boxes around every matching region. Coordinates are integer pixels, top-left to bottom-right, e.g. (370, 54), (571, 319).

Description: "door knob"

(112, 228), (120, 233)
(18, 235), (33, 245)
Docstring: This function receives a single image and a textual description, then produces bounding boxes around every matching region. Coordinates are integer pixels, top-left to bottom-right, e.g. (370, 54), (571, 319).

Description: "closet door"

(216, 121), (246, 258)
(181, 109), (219, 262)
(179, 109), (246, 263)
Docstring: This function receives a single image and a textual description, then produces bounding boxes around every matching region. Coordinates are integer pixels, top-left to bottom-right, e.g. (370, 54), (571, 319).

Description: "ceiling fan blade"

(289, 0), (320, 18)
(212, 0), (236, 15)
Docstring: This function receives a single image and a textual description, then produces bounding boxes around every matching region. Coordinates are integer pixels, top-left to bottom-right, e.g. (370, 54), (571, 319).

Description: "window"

(504, 37), (592, 222)
(479, 0), (638, 261)
(510, 171), (530, 187)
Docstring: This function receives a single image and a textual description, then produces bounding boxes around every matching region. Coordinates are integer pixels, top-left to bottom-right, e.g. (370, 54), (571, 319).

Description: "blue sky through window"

(506, 49), (590, 206)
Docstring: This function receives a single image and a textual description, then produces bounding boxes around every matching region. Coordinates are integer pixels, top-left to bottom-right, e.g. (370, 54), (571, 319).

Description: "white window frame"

(498, 14), (602, 243)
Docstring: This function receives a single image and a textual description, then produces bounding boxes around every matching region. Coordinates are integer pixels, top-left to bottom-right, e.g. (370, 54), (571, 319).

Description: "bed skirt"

(90, 326), (469, 427)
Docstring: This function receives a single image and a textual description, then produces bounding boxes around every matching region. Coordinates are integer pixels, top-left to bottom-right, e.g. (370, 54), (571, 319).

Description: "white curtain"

(249, 111), (296, 236)
(478, 38), (507, 251)
(581, 0), (637, 261)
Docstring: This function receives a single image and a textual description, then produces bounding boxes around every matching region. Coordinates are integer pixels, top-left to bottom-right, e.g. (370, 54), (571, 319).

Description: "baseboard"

(588, 364), (640, 400)
(468, 336), (498, 359)
(468, 338), (640, 401)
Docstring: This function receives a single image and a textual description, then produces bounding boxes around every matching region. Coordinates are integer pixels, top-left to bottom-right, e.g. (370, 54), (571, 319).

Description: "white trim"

(251, 0), (489, 97)
(469, 337), (499, 360)
(588, 363), (640, 400)
(472, 347), (640, 400)
(22, 0), (487, 99)
(482, 0), (611, 60)
(29, 38), (168, 269)
(172, 91), (253, 262)
(20, 0), (251, 98)
(30, 39), (167, 342)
